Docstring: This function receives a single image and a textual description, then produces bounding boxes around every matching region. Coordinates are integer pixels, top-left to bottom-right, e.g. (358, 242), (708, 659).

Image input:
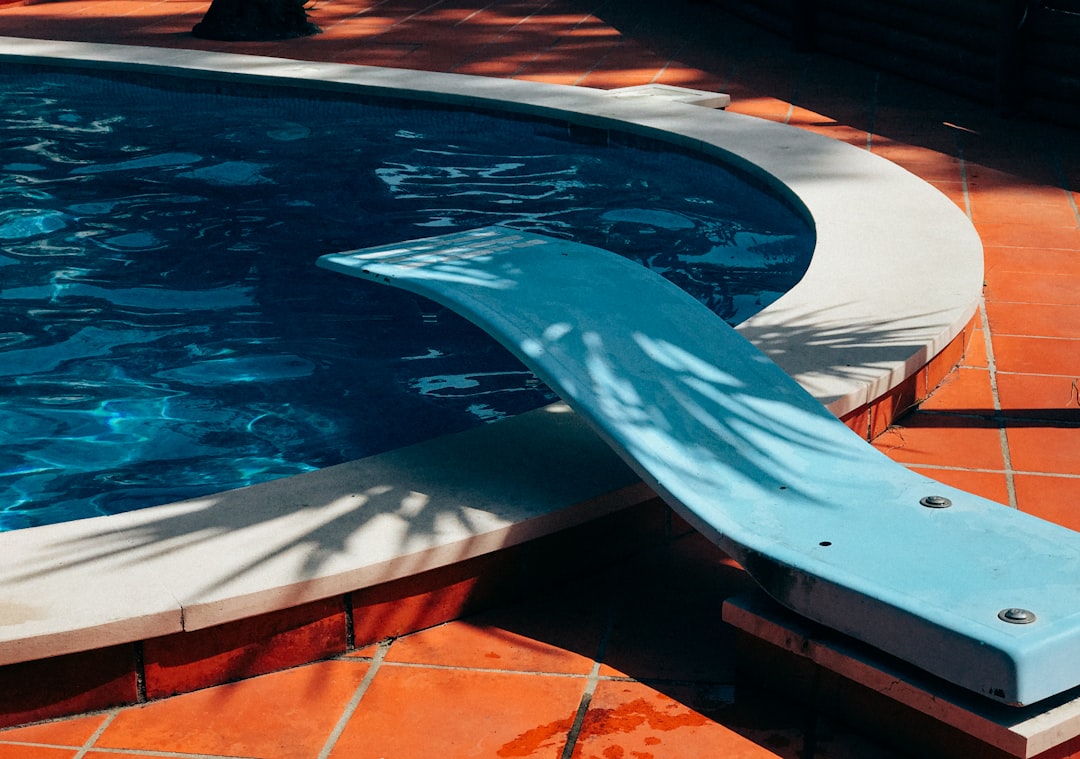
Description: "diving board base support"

(724, 592), (1080, 759)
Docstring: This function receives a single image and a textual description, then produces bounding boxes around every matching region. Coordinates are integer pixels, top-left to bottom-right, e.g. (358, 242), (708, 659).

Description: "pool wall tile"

(841, 404), (872, 439)
(142, 596), (347, 700)
(351, 550), (524, 648)
(1043, 736), (1080, 759)
(517, 497), (670, 574)
(925, 314), (978, 396)
(350, 498), (670, 648)
(964, 326), (990, 370)
(0, 644), (138, 729)
(869, 374), (920, 441)
(836, 315), (975, 443)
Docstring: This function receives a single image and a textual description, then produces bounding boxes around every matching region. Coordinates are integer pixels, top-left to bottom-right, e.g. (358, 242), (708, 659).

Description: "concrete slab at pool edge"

(0, 39), (982, 668)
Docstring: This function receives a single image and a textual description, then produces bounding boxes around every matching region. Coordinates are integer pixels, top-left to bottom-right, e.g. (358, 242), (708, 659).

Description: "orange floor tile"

(0, 0), (1077, 756)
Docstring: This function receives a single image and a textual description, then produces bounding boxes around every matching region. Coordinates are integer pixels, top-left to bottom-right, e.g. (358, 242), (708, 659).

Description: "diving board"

(318, 226), (1080, 707)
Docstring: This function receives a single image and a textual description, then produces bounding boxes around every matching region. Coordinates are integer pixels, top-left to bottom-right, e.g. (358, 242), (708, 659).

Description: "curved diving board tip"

(317, 226), (1080, 707)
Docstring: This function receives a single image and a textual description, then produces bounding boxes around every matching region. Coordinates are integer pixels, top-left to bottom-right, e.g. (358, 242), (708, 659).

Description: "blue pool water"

(0, 68), (814, 530)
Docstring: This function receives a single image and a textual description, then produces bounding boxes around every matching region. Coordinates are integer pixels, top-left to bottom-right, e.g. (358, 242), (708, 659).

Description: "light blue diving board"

(318, 226), (1080, 707)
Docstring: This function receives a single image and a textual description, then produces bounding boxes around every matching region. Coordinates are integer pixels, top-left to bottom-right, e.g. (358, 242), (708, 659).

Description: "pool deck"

(0, 1), (1078, 757)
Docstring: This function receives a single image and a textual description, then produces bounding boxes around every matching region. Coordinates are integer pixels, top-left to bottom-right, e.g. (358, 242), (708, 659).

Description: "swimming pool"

(0, 41), (984, 699)
(1, 65), (814, 530)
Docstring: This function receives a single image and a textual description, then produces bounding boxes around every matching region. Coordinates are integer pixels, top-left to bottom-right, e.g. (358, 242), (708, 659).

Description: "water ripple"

(0, 66), (813, 529)
(0, 208), (67, 239)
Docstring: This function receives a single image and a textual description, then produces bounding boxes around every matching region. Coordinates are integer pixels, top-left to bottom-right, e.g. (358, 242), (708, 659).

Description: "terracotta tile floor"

(1, 0), (1078, 756)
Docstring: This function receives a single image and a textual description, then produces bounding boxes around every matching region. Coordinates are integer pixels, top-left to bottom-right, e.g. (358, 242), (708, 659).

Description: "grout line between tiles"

(983, 303), (1018, 511)
(337, 651), (737, 685)
(1054, 150), (1080, 228)
(134, 642), (147, 704)
(1009, 470), (1080, 480)
(511, 3), (597, 81)
(503, 2), (600, 80)
(960, 138), (1020, 510)
(316, 639), (390, 759)
(781, 64), (808, 127)
(559, 593), (617, 759)
(343, 592), (355, 650)
(449, 0), (499, 29)
(74, 710), (115, 758)
(560, 656), (606, 756)
(997, 368), (1080, 378)
(864, 72), (879, 153)
(957, 140), (973, 221)
(907, 462), (1080, 480)
(559, 660), (601, 759)
(372, 659), (596, 678)
(650, 43), (681, 87)
(451, 0), (558, 76)
(77, 747), (256, 758)
(894, 462), (1005, 474)
(980, 331), (1080, 341)
(570, 27), (617, 84)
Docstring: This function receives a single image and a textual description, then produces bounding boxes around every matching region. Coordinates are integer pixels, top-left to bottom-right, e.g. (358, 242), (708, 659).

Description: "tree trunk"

(192, 0), (320, 41)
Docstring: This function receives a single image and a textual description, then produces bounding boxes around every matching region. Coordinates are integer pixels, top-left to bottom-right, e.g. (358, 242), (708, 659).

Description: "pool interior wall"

(0, 38), (985, 729)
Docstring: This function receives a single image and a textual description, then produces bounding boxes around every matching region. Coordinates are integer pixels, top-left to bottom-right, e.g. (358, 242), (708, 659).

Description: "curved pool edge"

(0, 38), (983, 712)
(0, 36), (984, 416)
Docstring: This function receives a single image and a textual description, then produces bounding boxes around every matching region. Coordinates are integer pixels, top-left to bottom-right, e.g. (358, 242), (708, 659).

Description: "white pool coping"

(0, 38), (984, 666)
